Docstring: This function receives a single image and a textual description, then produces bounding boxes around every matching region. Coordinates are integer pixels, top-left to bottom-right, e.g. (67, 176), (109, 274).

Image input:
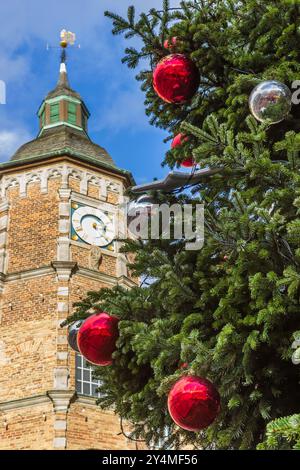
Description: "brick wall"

(0, 275), (57, 402)
(6, 180), (59, 273)
(71, 244), (90, 268)
(99, 253), (116, 276)
(0, 401), (55, 450)
(69, 177), (80, 193)
(107, 191), (119, 205)
(87, 184), (99, 199)
(66, 401), (138, 450)
(71, 245), (117, 276)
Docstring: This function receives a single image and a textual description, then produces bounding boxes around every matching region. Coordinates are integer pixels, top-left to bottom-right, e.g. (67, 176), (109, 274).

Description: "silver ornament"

(127, 194), (157, 228)
(292, 338), (300, 365)
(249, 80), (291, 124)
(68, 320), (83, 352)
(127, 195), (170, 239)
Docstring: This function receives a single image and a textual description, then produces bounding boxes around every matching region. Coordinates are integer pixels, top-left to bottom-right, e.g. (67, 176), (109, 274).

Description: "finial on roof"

(56, 29), (76, 89)
(60, 29), (76, 48)
(58, 61), (70, 88)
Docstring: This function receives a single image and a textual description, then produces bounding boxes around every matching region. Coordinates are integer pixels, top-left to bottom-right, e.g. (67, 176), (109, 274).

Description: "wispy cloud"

(91, 82), (148, 133)
(0, 128), (32, 160)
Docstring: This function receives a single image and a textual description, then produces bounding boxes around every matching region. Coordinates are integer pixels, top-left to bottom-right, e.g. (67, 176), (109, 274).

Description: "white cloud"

(92, 83), (148, 133)
(0, 128), (32, 160)
(0, 55), (30, 84)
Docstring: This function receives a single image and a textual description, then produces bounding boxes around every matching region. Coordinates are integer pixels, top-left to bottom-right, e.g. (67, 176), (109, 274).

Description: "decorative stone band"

(0, 392), (89, 450)
(0, 162), (123, 201)
(0, 263), (137, 287)
(0, 201), (9, 276)
(0, 392), (102, 413)
(0, 394), (51, 412)
(0, 392), (123, 449)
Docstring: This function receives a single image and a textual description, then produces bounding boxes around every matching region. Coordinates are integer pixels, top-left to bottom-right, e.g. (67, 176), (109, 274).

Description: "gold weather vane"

(60, 29), (76, 48)
(46, 29), (80, 64)
(60, 29), (77, 64)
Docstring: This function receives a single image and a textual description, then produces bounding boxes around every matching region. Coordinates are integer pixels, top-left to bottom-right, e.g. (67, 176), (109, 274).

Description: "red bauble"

(153, 54), (200, 104)
(171, 133), (188, 149)
(179, 362), (189, 369)
(77, 312), (119, 366)
(171, 133), (195, 167)
(181, 157), (195, 168)
(168, 375), (220, 432)
(163, 37), (177, 50)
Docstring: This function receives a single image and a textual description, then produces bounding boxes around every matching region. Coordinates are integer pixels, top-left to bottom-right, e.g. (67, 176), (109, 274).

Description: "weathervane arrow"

(46, 29), (80, 64)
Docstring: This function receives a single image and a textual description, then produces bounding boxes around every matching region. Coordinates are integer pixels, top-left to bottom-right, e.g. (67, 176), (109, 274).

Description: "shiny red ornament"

(171, 133), (195, 168)
(163, 37), (177, 50)
(168, 375), (220, 432)
(171, 133), (188, 149)
(153, 54), (200, 104)
(181, 157), (195, 168)
(77, 312), (119, 366)
(179, 362), (189, 369)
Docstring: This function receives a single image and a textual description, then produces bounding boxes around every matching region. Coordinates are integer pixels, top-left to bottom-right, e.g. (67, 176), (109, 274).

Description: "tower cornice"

(0, 152), (135, 187)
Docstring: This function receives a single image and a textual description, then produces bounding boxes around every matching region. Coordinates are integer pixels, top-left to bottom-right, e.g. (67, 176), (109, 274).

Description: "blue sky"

(0, 0), (180, 184)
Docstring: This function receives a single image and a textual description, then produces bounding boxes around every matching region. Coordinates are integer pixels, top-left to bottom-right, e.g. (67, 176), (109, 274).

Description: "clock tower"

(0, 60), (139, 449)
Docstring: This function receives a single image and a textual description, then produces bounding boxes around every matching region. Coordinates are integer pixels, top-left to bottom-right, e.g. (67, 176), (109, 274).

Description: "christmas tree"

(68, 1), (300, 450)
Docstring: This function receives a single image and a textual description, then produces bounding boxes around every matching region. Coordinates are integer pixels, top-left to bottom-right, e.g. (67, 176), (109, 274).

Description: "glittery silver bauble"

(127, 195), (157, 227)
(249, 80), (291, 124)
(127, 195), (170, 239)
(68, 320), (83, 352)
(292, 338), (300, 365)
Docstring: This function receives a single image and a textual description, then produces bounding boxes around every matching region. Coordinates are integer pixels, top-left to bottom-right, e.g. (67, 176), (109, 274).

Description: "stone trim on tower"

(0, 200), (9, 279)
(0, 162), (124, 201)
(48, 390), (75, 449)
(57, 187), (72, 262)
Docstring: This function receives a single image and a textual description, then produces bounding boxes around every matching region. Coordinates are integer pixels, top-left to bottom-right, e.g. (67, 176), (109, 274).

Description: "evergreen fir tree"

(67, 0), (300, 449)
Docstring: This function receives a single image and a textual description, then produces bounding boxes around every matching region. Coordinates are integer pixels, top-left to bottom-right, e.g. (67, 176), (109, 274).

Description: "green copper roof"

(11, 125), (114, 164)
(1, 140), (135, 185)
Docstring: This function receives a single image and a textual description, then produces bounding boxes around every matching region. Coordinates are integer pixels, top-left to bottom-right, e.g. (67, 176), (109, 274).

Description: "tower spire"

(35, 29), (91, 138)
(57, 60), (70, 88)
(56, 29), (75, 89)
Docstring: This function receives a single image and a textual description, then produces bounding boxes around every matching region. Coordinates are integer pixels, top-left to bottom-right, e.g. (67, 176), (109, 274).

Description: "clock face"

(71, 205), (115, 247)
